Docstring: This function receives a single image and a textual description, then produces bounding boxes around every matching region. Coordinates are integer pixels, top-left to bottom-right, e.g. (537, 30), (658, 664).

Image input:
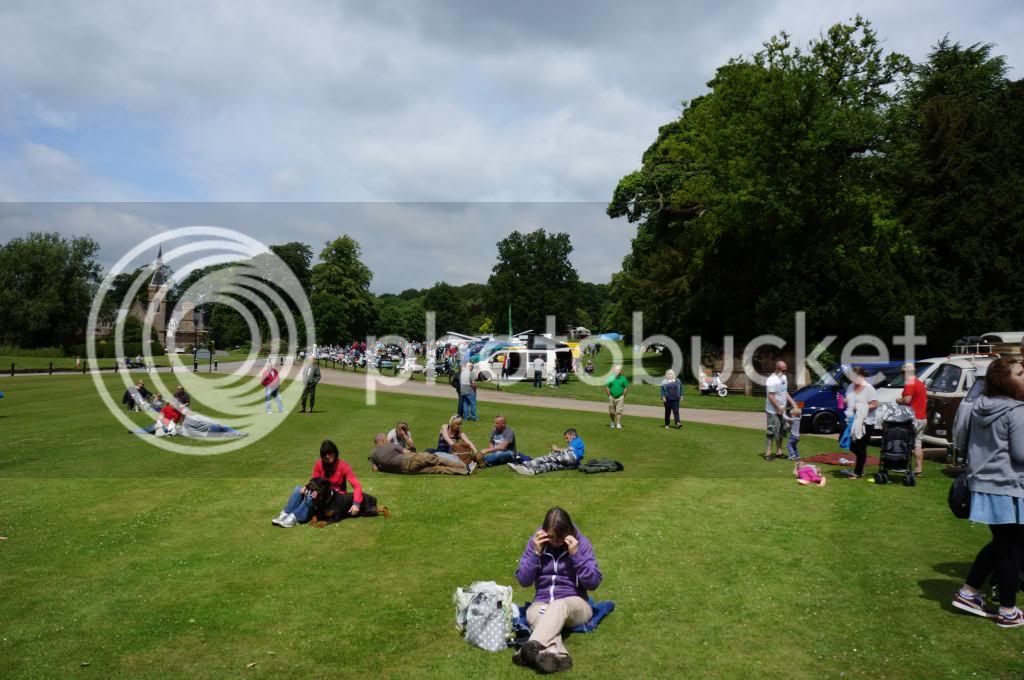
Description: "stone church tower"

(144, 246), (205, 350)
(147, 246), (168, 339)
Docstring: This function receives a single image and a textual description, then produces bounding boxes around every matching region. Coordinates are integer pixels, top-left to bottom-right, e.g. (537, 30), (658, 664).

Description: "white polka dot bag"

(453, 581), (514, 652)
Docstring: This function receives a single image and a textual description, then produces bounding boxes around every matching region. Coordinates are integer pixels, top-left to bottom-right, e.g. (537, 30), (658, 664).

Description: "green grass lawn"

(0, 375), (1018, 678)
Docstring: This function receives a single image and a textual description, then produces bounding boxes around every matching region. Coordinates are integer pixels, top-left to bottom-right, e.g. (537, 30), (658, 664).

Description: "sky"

(0, 0), (1021, 291)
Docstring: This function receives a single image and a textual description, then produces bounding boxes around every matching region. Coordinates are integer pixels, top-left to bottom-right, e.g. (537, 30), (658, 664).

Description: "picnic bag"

(453, 581), (514, 652)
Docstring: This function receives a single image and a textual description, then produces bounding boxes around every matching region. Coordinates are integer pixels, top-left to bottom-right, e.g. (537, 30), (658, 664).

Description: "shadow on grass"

(919, 563), (973, 614)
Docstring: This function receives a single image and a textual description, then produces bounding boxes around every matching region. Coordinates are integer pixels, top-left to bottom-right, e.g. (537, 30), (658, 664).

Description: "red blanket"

(802, 452), (880, 467)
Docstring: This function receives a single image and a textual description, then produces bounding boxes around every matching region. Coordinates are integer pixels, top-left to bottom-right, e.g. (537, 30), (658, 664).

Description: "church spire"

(151, 246), (166, 286)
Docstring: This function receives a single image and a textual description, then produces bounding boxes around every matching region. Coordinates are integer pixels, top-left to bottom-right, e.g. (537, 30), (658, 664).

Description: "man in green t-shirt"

(605, 365), (629, 429)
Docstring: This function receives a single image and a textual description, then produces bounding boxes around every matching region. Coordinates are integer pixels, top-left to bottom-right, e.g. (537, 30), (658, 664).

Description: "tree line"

(606, 17), (1024, 350)
(0, 229), (610, 351)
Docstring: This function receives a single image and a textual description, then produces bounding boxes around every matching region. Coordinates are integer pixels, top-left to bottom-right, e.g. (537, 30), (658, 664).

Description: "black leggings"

(664, 399), (680, 426)
(966, 523), (1024, 608)
(849, 424), (874, 476)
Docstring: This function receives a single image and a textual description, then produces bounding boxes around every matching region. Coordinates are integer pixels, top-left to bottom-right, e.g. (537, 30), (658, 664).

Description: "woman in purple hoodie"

(513, 507), (602, 674)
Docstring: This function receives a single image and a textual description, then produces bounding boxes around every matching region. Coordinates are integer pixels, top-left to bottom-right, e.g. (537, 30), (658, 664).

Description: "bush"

(0, 345), (66, 358)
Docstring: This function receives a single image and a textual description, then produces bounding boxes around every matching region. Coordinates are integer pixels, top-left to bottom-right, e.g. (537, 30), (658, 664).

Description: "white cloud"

(0, 0), (1022, 280)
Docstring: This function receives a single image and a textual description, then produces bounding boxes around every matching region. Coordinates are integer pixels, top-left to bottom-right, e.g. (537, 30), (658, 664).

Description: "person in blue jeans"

(459, 362), (478, 421)
(479, 415), (517, 466)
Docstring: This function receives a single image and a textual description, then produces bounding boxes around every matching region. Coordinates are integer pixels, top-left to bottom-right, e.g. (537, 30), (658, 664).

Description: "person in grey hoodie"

(513, 507), (602, 674)
(952, 357), (1024, 628)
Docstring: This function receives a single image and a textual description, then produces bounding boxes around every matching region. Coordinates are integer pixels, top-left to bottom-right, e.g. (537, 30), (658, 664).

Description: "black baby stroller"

(872, 403), (918, 486)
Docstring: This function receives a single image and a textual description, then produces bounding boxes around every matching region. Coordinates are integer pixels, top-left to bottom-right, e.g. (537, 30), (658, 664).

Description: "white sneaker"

(466, 462), (477, 475)
(509, 464), (535, 476)
(271, 511), (288, 526)
(278, 513), (297, 528)
(609, 423), (616, 429)
(616, 424), (623, 429)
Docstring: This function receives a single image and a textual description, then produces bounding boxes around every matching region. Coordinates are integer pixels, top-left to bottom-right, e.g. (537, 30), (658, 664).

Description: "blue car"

(793, 362), (905, 434)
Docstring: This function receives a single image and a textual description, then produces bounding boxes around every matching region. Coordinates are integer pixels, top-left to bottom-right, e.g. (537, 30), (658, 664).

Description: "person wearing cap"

(897, 362), (928, 475)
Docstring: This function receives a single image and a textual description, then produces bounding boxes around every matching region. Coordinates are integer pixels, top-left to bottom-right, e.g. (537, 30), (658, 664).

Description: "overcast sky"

(1, 1), (1021, 291)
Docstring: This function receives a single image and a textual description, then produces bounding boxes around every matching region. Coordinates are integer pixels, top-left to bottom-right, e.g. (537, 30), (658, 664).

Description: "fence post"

(82, 360), (87, 375)
(9, 362), (13, 376)
(49, 361), (53, 375)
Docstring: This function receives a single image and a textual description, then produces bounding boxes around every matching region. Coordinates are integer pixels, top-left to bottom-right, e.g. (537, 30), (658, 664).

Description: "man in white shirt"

(764, 360), (796, 460)
(532, 355), (545, 389)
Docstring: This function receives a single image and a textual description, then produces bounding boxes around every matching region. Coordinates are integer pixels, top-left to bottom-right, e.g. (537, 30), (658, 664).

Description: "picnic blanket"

(802, 453), (880, 467)
(514, 597), (615, 635)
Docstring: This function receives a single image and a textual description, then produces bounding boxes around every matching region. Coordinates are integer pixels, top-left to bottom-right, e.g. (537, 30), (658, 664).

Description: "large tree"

(485, 229), (580, 333)
(0, 232), (102, 348)
(888, 39), (1024, 347)
(310, 236), (378, 344)
(607, 17), (919, 342)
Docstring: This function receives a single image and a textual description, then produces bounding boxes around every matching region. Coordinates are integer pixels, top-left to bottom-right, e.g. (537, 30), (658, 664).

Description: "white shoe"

(509, 464), (534, 476)
(609, 423), (616, 429)
(271, 511), (288, 526)
(665, 426), (670, 429)
(278, 513), (297, 528)
(466, 462), (477, 475)
(616, 424), (623, 429)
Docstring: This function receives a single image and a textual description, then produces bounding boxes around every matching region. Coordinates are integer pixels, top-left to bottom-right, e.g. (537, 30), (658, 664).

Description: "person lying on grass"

(513, 507), (602, 674)
(427, 415), (479, 466)
(369, 433), (473, 475)
(794, 462), (826, 486)
(273, 439), (385, 527)
(509, 429), (584, 476)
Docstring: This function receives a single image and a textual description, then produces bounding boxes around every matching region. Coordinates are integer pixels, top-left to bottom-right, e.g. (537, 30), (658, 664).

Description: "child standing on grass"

(783, 407), (802, 460)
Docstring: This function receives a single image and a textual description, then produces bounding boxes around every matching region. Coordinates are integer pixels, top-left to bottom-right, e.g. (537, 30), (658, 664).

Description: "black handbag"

(948, 415), (972, 519)
(948, 470), (971, 519)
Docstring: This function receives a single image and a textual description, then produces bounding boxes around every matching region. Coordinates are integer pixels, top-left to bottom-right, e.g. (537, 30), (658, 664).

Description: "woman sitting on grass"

(387, 421), (416, 451)
(513, 507), (602, 674)
(272, 439), (383, 527)
(429, 415), (479, 464)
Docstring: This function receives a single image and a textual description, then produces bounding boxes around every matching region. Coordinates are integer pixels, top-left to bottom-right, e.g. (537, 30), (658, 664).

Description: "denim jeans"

(283, 485), (312, 523)
(433, 451), (464, 465)
(787, 436), (800, 458)
(460, 393), (478, 420)
(484, 450), (515, 466)
(265, 387), (284, 413)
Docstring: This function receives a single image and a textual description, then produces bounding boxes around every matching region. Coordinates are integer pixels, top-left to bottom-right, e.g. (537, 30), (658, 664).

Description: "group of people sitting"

(124, 380), (244, 439)
(364, 415), (588, 477)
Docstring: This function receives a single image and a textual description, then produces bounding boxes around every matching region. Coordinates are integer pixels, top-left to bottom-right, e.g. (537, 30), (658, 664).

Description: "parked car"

(949, 362), (990, 465)
(921, 354), (995, 458)
(874, 358), (944, 405)
(794, 361), (905, 434)
(978, 331), (1024, 356)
